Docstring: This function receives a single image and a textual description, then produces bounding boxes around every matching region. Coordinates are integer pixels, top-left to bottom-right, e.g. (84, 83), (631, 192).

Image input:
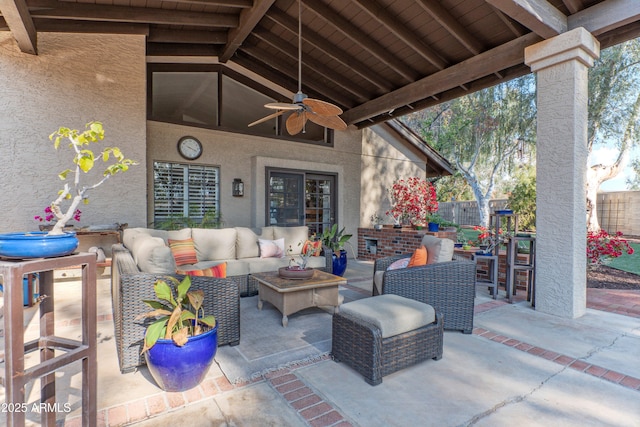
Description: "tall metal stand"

(0, 253), (97, 426)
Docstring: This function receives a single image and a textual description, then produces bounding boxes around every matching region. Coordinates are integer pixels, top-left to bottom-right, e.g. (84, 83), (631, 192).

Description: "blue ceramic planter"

(0, 231), (78, 259)
(145, 325), (218, 392)
(332, 250), (348, 277)
(428, 222), (439, 232)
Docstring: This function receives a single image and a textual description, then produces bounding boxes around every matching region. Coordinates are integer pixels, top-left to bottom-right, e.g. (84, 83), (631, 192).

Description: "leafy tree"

(506, 165), (536, 231)
(403, 76), (537, 226)
(586, 39), (640, 231)
(627, 158), (640, 190)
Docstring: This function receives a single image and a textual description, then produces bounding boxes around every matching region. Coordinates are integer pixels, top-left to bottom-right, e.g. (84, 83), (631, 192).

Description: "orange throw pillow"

(408, 246), (428, 267)
(176, 262), (227, 278)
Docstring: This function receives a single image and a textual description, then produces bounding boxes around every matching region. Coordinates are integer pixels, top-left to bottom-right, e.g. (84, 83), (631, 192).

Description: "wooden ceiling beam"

(148, 28), (226, 44)
(568, 0), (640, 36)
(0, 0), (37, 54)
(146, 42), (220, 56)
(27, 0), (238, 28)
(303, 1), (419, 83)
(490, 5), (527, 37)
(341, 32), (542, 125)
(251, 31), (371, 102)
(562, 0), (583, 14)
(358, 65), (532, 128)
(598, 21), (640, 49)
(241, 44), (355, 108)
(486, 0), (567, 39)
(166, 0), (252, 6)
(415, 0), (484, 55)
(34, 18), (148, 35)
(218, 0), (275, 63)
(233, 51), (298, 97)
(266, 8), (392, 93)
(351, 0), (447, 70)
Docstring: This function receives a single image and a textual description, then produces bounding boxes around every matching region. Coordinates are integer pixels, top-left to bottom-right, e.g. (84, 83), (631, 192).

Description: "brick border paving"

(472, 326), (640, 392)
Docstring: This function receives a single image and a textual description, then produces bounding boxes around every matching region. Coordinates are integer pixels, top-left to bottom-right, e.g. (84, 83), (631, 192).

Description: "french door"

(267, 170), (336, 235)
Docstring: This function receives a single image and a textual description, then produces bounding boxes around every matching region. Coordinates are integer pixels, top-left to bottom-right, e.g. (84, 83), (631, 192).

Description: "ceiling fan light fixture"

(248, 0), (347, 135)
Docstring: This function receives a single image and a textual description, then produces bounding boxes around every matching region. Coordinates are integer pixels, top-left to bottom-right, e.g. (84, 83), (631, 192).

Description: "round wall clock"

(177, 136), (203, 160)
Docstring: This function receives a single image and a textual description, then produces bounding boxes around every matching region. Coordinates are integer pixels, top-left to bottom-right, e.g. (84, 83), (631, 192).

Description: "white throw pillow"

(387, 258), (410, 270)
(259, 238), (285, 258)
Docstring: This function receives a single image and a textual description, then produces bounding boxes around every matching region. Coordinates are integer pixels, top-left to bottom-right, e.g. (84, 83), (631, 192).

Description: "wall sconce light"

(232, 178), (244, 197)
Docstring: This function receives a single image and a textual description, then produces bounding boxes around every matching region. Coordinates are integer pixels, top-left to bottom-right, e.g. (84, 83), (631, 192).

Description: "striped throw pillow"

(176, 262), (227, 278)
(168, 238), (198, 266)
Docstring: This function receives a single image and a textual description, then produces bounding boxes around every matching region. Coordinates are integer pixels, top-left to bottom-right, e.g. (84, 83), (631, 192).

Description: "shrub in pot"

(321, 224), (352, 276)
(136, 276), (217, 392)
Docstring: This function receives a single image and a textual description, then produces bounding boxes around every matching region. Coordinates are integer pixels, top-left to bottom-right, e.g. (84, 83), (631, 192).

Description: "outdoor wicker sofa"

(373, 254), (477, 334)
(111, 244), (241, 373)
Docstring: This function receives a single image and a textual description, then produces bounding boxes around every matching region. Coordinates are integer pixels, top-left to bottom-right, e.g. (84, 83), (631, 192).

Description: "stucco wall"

(360, 126), (427, 227)
(0, 33), (147, 233)
(147, 121), (363, 250)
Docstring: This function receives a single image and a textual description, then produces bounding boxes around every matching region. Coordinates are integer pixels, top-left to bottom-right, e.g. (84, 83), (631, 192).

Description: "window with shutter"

(153, 162), (220, 227)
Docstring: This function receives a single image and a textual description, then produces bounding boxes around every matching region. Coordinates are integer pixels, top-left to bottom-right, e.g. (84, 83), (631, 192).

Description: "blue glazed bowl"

(145, 325), (218, 392)
(0, 231), (79, 259)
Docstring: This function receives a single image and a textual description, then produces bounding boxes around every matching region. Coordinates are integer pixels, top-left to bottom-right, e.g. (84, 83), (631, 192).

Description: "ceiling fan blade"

(286, 111), (307, 135)
(302, 98), (343, 116)
(248, 110), (286, 127)
(307, 113), (348, 131)
(265, 102), (301, 111)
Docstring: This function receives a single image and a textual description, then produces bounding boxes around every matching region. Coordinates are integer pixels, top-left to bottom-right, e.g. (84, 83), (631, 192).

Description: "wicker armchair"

(373, 254), (476, 334)
(111, 244), (241, 373)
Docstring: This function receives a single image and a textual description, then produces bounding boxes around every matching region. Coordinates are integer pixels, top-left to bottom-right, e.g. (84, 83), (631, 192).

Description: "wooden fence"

(438, 191), (640, 237)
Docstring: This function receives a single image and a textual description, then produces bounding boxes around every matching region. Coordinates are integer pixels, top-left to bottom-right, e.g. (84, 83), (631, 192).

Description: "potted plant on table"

(136, 275), (217, 392)
(320, 224), (352, 277)
(0, 122), (136, 259)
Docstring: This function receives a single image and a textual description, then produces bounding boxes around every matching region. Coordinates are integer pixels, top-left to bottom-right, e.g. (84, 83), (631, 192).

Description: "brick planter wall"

(357, 227), (457, 261)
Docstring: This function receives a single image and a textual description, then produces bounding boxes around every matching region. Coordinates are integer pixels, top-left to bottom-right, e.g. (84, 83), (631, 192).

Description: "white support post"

(524, 28), (600, 318)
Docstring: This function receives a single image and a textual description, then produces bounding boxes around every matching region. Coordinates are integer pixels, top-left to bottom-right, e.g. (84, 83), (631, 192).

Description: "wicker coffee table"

(252, 269), (346, 327)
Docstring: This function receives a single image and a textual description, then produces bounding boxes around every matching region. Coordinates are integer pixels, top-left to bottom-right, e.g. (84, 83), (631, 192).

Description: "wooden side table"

(0, 253), (97, 427)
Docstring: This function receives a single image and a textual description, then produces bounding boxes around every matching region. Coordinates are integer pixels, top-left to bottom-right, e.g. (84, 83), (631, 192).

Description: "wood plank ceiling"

(2, 0), (640, 128)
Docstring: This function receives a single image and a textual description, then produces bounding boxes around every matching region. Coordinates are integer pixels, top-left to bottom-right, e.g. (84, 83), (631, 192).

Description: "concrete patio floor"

(1, 260), (639, 426)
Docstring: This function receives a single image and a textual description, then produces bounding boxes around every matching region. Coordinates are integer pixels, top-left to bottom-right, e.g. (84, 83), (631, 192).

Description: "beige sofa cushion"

(236, 227), (260, 259)
(167, 228), (192, 242)
(273, 226), (309, 255)
(122, 228), (168, 250)
(127, 234), (175, 274)
(192, 228), (238, 261)
(341, 294), (436, 338)
(420, 235), (454, 264)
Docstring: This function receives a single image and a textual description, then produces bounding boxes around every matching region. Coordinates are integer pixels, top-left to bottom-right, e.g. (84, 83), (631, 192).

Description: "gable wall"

(0, 33), (147, 232)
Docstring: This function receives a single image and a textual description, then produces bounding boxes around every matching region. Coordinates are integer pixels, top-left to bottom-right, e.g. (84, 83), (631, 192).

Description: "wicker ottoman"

(331, 294), (443, 385)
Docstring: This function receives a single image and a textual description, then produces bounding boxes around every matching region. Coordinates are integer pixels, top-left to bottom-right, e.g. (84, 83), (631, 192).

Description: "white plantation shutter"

(153, 162), (219, 223)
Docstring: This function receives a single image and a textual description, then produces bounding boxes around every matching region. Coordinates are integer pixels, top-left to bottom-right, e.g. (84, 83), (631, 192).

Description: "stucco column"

(524, 28), (599, 318)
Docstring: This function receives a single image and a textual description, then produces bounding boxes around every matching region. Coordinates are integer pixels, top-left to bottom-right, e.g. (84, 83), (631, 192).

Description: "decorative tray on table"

(278, 266), (314, 280)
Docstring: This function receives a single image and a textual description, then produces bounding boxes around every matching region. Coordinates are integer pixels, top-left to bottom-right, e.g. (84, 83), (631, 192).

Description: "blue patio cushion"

(340, 294), (436, 338)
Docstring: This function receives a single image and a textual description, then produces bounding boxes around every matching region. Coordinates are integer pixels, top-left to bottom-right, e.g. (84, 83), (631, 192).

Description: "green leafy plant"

(320, 224), (352, 254)
(507, 168), (536, 231)
(45, 121), (137, 235)
(152, 207), (223, 230)
(136, 276), (216, 353)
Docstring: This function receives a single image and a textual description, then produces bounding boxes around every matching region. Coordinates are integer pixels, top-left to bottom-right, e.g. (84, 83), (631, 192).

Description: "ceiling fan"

(248, 0), (348, 135)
